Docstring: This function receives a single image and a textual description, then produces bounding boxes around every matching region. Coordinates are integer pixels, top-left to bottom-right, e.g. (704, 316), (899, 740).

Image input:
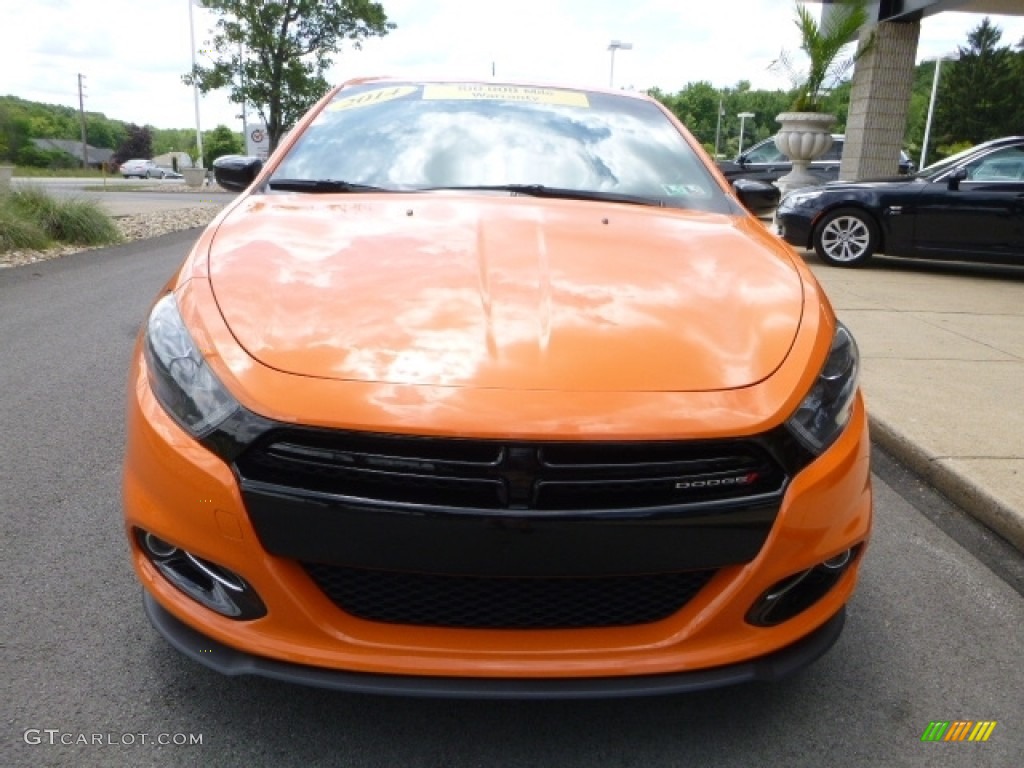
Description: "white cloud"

(1, 0), (1021, 132)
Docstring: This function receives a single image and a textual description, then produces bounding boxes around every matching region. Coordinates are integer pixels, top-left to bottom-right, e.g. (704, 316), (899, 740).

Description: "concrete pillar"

(840, 19), (920, 180)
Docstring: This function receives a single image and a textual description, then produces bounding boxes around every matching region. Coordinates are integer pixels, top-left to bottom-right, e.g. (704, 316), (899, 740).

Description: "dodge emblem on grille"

(675, 472), (758, 490)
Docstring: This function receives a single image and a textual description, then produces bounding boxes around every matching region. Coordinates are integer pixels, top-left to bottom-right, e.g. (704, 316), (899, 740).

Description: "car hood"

(819, 176), (923, 191)
(206, 194), (805, 392)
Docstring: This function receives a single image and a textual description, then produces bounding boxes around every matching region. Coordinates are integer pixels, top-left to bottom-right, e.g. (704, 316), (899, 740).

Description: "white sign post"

(246, 122), (270, 162)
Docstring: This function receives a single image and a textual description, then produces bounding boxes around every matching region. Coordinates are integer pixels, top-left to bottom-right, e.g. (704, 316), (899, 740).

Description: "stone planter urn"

(0, 164), (13, 192)
(773, 112), (836, 195)
(182, 167), (206, 188)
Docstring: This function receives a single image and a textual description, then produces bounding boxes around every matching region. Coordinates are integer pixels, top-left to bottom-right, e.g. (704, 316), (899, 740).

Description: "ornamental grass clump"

(0, 202), (51, 252)
(1, 185), (121, 250)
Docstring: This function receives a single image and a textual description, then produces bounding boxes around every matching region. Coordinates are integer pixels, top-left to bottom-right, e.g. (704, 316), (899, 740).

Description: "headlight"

(144, 294), (239, 438)
(786, 323), (859, 455)
(780, 189), (824, 209)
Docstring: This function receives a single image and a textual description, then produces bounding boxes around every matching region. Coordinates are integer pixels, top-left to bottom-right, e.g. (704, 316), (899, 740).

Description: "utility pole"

(77, 73), (88, 170)
(239, 40), (247, 139)
(713, 96), (724, 158)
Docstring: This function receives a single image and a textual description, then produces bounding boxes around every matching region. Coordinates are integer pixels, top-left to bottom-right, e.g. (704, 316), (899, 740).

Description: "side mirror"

(213, 155), (263, 192)
(946, 166), (968, 191)
(732, 178), (780, 217)
(736, 155), (748, 166)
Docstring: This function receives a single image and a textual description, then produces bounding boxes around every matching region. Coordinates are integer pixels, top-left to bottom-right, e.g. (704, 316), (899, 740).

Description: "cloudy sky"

(3, 0), (1023, 132)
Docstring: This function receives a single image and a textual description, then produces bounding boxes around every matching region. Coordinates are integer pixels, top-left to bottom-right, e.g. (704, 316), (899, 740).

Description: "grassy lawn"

(80, 185), (161, 192)
(12, 167), (111, 179)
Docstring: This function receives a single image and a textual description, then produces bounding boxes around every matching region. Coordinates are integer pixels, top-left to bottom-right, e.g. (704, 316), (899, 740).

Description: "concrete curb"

(869, 415), (1024, 553)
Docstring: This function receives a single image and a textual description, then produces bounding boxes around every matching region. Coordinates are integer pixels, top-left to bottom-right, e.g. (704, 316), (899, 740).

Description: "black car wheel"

(813, 208), (878, 267)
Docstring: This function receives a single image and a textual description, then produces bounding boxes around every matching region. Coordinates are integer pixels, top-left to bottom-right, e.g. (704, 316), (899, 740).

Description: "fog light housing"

(747, 546), (860, 627)
(134, 528), (266, 620)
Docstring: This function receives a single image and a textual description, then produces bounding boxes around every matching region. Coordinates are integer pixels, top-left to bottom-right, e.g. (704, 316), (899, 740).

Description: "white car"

(120, 159), (169, 179)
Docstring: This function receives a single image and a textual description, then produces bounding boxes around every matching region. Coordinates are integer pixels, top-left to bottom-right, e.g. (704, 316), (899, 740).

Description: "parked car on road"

(124, 78), (871, 697)
(775, 135), (1024, 267)
(120, 159), (181, 179)
(718, 135), (914, 185)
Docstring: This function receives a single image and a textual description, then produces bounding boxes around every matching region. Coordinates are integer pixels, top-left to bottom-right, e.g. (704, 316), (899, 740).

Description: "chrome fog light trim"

(134, 528), (266, 620)
(747, 546), (861, 627)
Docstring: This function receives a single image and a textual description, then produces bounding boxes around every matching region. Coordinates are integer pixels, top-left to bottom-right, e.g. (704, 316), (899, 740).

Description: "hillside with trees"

(0, 95), (243, 169)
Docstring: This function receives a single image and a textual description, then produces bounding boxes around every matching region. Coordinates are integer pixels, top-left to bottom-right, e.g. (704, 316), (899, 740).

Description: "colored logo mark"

(921, 721), (997, 742)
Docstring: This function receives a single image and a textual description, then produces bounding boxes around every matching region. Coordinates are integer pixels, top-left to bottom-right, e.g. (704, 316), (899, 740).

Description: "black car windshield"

(270, 82), (733, 214)
(916, 143), (989, 181)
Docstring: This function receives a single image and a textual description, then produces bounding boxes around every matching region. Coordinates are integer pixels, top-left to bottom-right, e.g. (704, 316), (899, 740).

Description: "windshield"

(270, 82), (733, 213)
(916, 143), (987, 181)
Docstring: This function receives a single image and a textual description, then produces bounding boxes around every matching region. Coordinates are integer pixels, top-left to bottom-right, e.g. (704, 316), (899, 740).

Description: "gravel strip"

(0, 206), (222, 269)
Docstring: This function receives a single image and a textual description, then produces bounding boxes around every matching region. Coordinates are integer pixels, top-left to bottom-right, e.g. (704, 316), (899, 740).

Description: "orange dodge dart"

(123, 79), (871, 697)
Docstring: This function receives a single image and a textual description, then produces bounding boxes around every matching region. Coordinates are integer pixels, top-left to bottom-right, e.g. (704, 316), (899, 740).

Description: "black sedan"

(718, 135), (914, 186)
(775, 136), (1024, 267)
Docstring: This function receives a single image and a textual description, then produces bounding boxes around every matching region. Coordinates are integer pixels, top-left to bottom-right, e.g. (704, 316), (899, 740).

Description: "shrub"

(0, 201), (51, 251)
(15, 145), (77, 169)
(44, 197), (122, 245)
(2, 186), (121, 249)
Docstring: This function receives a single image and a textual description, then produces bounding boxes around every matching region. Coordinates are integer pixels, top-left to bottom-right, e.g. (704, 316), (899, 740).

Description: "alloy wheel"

(819, 215), (871, 263)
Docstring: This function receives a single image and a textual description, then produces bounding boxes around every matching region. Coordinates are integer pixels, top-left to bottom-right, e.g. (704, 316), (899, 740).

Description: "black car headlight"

(144, 294), (239, 438)
(786, 323), (860, 455)
(778, 189), (825, 211)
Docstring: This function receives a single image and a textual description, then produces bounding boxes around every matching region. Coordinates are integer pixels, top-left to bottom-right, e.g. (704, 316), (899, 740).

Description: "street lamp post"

(737, 112), (755, 155)
(188, 0), (205, 168)
(607, 40), (633, 88)
(921, 52), (958, 170)
(714, 97), (724, 158)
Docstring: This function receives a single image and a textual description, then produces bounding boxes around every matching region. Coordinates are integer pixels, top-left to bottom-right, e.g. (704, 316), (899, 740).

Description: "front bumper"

(775, 208), (815, 249)
(144, 592), (846, 699)
(124, 347), (872, 683)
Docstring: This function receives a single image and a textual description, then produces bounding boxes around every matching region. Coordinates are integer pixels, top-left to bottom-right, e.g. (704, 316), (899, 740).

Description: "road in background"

(1, 232), (1022, 767)
(10, 177), (233, 216)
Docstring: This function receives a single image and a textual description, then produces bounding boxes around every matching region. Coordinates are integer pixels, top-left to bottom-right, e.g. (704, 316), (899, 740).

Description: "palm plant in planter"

(772, 0), (872, 193)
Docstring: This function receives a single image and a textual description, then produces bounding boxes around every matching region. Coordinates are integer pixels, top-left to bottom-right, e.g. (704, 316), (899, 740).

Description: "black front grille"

(237, 427), (797, 593)
(236, 430), (787, 511)
(303, 564), (717, 629)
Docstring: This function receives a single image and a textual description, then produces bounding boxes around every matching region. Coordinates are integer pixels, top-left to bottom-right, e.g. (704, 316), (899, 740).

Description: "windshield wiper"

(267, 178), (393, 193)
(419, 184), (665, 208)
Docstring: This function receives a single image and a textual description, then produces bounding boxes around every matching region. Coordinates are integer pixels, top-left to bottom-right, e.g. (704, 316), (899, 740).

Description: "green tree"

(772, 0), (872, 111)
(936, 18), (1018, 146)
(151, 128), (198, 156)
(185, 0), (395, 151)
(86, 118), (124, 150)
(650, 82), (791, 159)
(203, 124), (242, 166)
(0, 104), (32, 162)
(113, 124), (154, 164)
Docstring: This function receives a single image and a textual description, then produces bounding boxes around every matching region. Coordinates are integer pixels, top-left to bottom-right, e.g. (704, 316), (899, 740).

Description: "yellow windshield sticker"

(422, 84), (589, 107)
(328, 85), (418, 112)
